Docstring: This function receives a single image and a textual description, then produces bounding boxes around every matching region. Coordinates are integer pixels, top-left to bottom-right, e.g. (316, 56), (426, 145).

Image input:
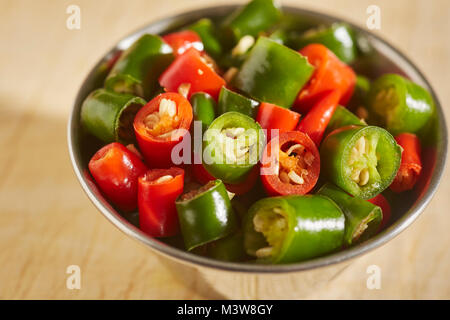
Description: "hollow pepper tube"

(294, 44), (356, 114)
(218, 86), (260, 118)
(297, 89), (340, 146)
(367, 74), (435, 135)
(261, 131), (320, 196)
(221, 0), (281, 43)
(176, 180), (238, 250)
(138, 167), (184, 237)
(202, 111), (265, 184)
(80, 89), (146, 144)
(317, 183), (382, 246)
(187, 18), (222, 58)
(158, 48), (226, 100)
(162, 30), (204, 56)
(88, 142), (147, 212)
(133, 92), (193, 168)
(190, 92), (216, 131)
(293, 23), (357, 64)
(243, 195), (345, 263)
(256, 102), (301, 141)
(320, 125), (402, 199)
(390, 133), (422, 193)
(324, 105), (365, 137)
(232, 37), (314, 108)
(105, 34), (174, 99)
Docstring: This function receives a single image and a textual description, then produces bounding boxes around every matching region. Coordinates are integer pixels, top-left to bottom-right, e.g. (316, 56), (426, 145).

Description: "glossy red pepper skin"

(162, 30), (204, 56)
(88, 142), (147, 212)
(261, 131), (320, 196)
(368, 194), (391, 230)
(297, 90), (340, 146)
(133, 92), (193, 168)
(390, 133), (422, 193)
(256, 102), (301, 141)
(138, 167), (184, 237)
(294, 44), (356, 114)
(158, 48), (226, 100)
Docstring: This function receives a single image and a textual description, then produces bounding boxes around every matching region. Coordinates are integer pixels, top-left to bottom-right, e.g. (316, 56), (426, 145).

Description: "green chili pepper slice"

(105, 34), (174, 99)
(190, 92), (216, 130)
(320, 125), (402, 200)
(222, 0), (281, 43)
(294, 23), (357, 64)
(187, 18), (222, 58)
(367, 74), (435, 135)
(325, 105), (365, 136)
(233, 37), (314, 108)
(176, 180), (238, 250)
(218, 87), (260, 118)
(80, 88), (146, 144)
(203, 112), (265, 184)
(243, 195), (345, 263)
(207, 231), (247, 262)
(318, 183), (382, 245)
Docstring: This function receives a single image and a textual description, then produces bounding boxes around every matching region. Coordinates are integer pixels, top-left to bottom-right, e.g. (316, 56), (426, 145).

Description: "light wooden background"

(0, 0), (449, 299)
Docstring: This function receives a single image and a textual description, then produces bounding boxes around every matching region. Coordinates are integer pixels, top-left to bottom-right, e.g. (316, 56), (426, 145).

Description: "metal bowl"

(68, 5), (447, 298)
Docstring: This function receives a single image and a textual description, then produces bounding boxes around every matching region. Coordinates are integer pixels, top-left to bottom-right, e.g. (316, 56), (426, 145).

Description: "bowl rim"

(68, 4), (448, 274)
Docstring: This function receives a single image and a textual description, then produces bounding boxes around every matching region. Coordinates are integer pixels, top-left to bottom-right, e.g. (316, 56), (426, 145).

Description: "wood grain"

(0, 0), (449, 299)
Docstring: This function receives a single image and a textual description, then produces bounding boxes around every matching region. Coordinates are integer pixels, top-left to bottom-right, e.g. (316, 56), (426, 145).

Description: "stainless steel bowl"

(68, 5), (447, 298)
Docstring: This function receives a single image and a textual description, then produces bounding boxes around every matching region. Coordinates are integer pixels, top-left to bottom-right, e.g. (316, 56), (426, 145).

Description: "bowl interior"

(68, 5), (447, 273)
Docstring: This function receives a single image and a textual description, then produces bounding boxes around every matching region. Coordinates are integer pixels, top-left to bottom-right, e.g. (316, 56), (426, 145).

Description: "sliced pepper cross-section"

(176, 179), (238, 250)
(133, 92), (193, 168)
(261, 131), (320, 196)
(320, 125), (402, 199)
(243, 195), (345, 263)
(232, 37), (314, 108)
(202, 112), (265, 184)
(158, 48), (226, 100)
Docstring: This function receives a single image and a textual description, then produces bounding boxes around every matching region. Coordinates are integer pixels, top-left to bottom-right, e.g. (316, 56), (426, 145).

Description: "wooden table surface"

(0, 0), (449, 299)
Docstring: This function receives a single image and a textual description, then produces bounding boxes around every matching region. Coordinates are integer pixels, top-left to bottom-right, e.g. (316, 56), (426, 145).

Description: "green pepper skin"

(218, 87), (260, 118)
(348, 75), (371, 110)
(203, 112), (265, 184)
(105, 34), (174, 99)
(80, 89), (146, 144)
(367, 74), (435, 135)
(188, 18), (222, 58)
(190, 92), (216, 130)
(243, 195), (345, 264)
(222, 0), (281, 43)
(294, 23), (357, 64)
(176, 180), (238, 250)
(207, 231), (247, 262)
(233, 37), (314, 108)
(318, 183), (382, 246)
(320, 125), (402, 200)
(325, 105), (365, 136)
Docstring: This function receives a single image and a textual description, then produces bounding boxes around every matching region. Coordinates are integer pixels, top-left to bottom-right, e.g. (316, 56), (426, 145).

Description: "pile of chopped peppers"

(81, 0), (433, 264)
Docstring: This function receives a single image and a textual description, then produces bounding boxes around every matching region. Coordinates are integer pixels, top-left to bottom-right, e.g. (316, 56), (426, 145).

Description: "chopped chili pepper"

(218, 86), (260, 118)
(368, 193), (391, 230)
(297, 89), (340, 146)
(158, 48), (226, 100)
(261, 131), (320, 196)
(256, 102), (301, 141)
(88, 142), (147, 212)
(294, 43), (356, 114)
(162, 30), (204, 56)
(190, 92), (216, 130)
(133, 92), (193, 168)
(390, 133), (422, 192)
(138, 167), (184, 237)
(187, 18), (222, 58)
(324, 105), (366, 137)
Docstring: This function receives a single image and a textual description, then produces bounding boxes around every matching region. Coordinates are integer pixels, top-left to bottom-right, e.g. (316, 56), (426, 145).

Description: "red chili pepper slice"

(133, 92), (193, 168)
(261, 131), (320, 196)
(162, 30), (204, 56)
(138, 167), (184, 237)
(294, 44), (356, 114)
(297, 89), (340, 146)
(159, 48), (226, 100)
(88, 142), (147, 212)
(256, 102), (301, 142)
(390, 133), (422, 193)
(368, 194), (391, 230)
